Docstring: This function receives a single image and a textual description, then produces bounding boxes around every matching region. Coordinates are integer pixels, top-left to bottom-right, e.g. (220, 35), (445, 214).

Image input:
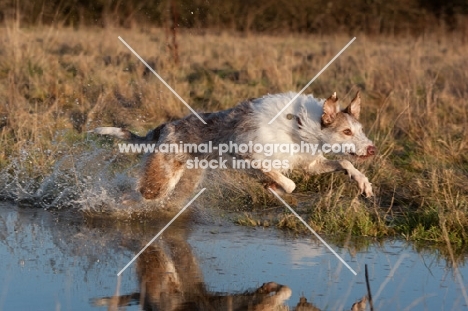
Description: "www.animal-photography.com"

(0, 1), (467, 310)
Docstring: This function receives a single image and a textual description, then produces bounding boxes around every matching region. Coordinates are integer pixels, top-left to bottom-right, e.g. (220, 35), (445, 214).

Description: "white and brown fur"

(91, 91), (376, 201)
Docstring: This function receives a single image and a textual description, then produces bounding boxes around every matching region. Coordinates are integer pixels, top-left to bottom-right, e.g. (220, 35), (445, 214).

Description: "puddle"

(0, 202), (466, 310)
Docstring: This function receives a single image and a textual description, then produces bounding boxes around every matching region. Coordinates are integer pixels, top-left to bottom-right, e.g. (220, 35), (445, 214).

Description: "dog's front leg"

(307, 156), (373, 197)
(262, 169), (296, 194)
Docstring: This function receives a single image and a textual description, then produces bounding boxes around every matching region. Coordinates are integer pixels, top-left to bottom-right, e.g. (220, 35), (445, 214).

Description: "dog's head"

(320, 91), (376, 158)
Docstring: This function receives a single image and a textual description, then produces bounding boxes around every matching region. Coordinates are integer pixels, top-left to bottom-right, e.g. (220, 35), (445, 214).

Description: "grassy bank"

(0, 25), (467, 249)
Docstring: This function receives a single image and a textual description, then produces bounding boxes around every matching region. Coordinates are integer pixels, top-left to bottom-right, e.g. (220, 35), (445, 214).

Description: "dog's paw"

(282, 178), (296, 194)
(361, 179), (373, 198)
(348, 169), (373, 197)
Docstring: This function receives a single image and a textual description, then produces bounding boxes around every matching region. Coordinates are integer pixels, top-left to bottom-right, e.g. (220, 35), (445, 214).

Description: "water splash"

(0, 144), (141, 212)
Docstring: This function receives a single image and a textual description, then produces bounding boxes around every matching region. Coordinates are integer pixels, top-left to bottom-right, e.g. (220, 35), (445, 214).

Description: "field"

(0, 24), (467, 255)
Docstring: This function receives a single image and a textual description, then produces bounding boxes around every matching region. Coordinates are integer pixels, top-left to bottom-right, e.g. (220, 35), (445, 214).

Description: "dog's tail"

(89, 127), (147, 141)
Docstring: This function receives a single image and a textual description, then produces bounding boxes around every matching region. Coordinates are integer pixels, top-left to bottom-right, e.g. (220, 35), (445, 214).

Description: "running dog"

(91, 91), (376, 200)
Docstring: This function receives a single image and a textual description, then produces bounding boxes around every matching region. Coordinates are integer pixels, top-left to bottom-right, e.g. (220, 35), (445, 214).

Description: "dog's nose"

(367, 145), (377, 156)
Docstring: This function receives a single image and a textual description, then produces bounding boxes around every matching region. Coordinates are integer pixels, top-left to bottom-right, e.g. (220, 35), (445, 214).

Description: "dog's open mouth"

(349, 153), (372, 159)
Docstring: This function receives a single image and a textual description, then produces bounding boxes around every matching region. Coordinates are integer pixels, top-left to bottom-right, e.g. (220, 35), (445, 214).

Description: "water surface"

(0, 203), (466, 310)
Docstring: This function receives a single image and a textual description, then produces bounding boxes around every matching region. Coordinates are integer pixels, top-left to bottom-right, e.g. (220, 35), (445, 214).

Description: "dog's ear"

(321, 92), (339, 126)
(344, 91), (361, 119)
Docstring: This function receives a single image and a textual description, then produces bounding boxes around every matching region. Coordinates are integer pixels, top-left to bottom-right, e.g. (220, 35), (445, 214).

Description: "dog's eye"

(343, 129), (353, 136)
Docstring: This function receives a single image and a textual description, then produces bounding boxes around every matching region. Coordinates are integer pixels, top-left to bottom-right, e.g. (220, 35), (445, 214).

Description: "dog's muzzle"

(350, 145), (377, 158)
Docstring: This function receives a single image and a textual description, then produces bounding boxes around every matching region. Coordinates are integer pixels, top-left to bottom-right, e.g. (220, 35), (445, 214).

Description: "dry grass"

(1, 24), (467, 248)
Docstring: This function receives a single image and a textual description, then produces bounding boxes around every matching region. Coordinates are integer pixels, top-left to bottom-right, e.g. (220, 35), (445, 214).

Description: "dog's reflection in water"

(92, 225), (366, 311)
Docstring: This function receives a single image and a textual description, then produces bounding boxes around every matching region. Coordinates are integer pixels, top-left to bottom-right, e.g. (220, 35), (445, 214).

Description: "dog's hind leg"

(139, 153), (185, 200)
(164, 168), (205, 209)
